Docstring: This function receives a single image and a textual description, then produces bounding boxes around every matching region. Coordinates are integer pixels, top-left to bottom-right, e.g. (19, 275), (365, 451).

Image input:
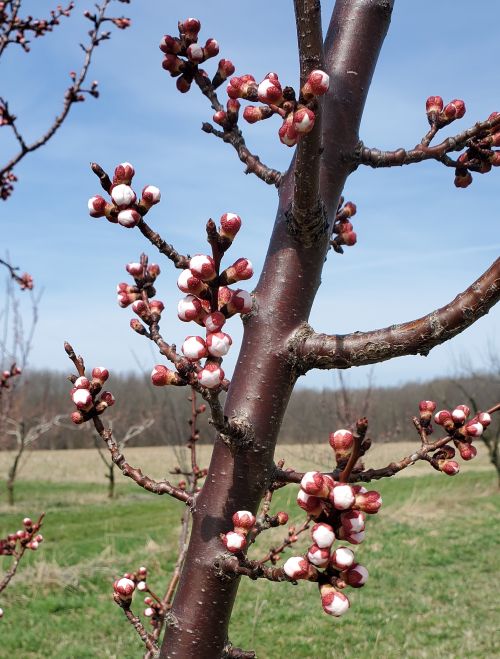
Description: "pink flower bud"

(177, 270), (206, 296)
(72, 388), (92, 410)
(113, 162), (135, 184)
(35, 534), (43, 543)
(226, 289), (253, 315)
(126, 262), (143, 277)
(71, 411), (85, 425)
(440, 460), (460, 475)
(137, 581), (147, 591)
(232, 511), (256, 531)
(296, 490), (323, 516)
(341, 510), (366, 534)
(342, 231), (357, 246)
(300, 471), (329, 498)
(132, 300), (150, 320)
(434, 410), (454, 428)
(162, 54), (185, 76)
(179, 17), (201, 36)
(465, 421), (483, 437)
(220, 212), (242, 240)
(117, 209), (140, 228)
(311, 523), (335, 549)
(329, 484), (355, 510)
(419, 400), (437, 412)
(451, 407), (467, 424)
(92, 367), (109, 384)
(329, 429), (354, 460)
(100, 391), (115, 407)
(477, 412), (491, 427)
(307, 544), (330, 567)
(151, 365), (182, 386)
(213, 110), (227, 126)
(243, 105), (274, 123)
(189, 254), (217, 282)
(222, 531), (246, 552)
(159, 34), (182, 55)
(278, 113), (298, 147)
(343, 564), (369, 588)
(456, 441), (477, 461)
(215, 59), (235, 81)
(28, 540), (39, 550)
(443, 99), (466, 121)
(426, 95), (444, 116)
(144, 606), (155, 617)
(354, 490), (381, 514)
(74, 376), (90, 390)
(302, 70), (330, 98)
(293, 107), (315, 134)
(220, 258), (253, 285)
(198, 362), (225, 389)
(177, 295), (203, 322)
(88, 195), (108, 217)
(330, 546), (355, 570)
(206, 332), (232, 358)
(204, 312), (226, 333)
(0, 608), (3, 618)
(149, 300), (164, 316)
(257, 76), (282, 104)
(141, 185), (161, 207)
(276, 511), (289, 525)
(23, 517), (33, 527)
(283, 556), (317, 580)
(182, 336), (208, 361)
(114, 577), (135, 601)
(320, 585), (350, 617)
(338, 528), (365, 545)
(111, 184), (136, 209)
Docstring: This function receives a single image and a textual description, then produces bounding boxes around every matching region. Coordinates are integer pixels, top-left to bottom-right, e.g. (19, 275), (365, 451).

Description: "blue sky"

(1, 1), (498, 389)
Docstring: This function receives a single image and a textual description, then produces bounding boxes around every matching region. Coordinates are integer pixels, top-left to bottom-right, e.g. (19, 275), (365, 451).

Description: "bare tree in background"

(61, 3), (500, 657)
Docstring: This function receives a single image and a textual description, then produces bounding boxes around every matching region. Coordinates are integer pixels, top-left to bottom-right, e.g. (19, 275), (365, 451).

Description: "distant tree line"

(1, 370), (498, 450)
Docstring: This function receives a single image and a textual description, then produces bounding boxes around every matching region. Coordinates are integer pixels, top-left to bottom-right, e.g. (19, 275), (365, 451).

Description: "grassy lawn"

(0, 471), (498, 658)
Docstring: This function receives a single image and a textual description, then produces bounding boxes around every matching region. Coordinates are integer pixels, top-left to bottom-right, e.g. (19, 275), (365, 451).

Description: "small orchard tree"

(65, 3), (499, 657)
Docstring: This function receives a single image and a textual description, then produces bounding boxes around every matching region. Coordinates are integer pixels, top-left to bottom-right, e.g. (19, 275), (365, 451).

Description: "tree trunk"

(7, 444), (24, 506)
(160, 2), (394, 656)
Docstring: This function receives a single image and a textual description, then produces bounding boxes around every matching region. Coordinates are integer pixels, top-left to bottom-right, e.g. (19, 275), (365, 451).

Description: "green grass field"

(1, 470), (499, 658)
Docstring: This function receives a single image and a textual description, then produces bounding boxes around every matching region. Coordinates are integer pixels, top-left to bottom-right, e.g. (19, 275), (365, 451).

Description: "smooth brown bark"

(161, 2), (394, 657)
(295, 257), (500, 370)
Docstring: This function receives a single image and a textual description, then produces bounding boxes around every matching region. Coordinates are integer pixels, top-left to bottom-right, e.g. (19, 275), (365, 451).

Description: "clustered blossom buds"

(87, 162), (161, 228)
(0, 516), (44, 558)
(424, 99), (500, 189)
(233, 69), (329, 147)
(280, 428), (380, 617)
(0, 364), (22, 394)
(112, 565), (164, 629)
(221, 510), (256, 553)
(68, 363), (115, 424)
(331, 198), (358, 253)
(419, 400), (491, 474)
(1, 170), (18, 201)
(150, 213), (253, 390)
(0, 2), (74, 53)
(160, 19), (230, 93)
(426, 96), (466, 128)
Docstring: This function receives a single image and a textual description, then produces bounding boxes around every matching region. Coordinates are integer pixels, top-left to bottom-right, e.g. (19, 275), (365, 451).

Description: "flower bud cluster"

(277, 463), (381, 617)
(425, 100), (499, 188)
(0, 2), (74, 53)
(229, 69), (329, 147)
(1, 170), (17, 201)
(221, 510), (257, 553)
(160, 18), (232, 93)
(152, 214), (253, 390)
(88, 162), (161, 228)
(69, 366), (115, 424)
(425, 96), (466, 128)
(0, 516), (44, 557)
(0, 364), (22, 395)
(418, 400), (491, 474)
(283, 508), (371, 617)
(331, 197), (358, 253)
(113, 565), (164, 628)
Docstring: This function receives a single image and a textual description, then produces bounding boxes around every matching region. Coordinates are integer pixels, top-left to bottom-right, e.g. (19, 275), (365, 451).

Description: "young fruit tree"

(67, 3), (499, 657)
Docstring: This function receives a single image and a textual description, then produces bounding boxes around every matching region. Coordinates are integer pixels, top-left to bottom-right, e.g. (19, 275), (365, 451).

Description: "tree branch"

(294, 257), (500, 371)
(289, 0), (324, 237)
(356, 113), (500, 168)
